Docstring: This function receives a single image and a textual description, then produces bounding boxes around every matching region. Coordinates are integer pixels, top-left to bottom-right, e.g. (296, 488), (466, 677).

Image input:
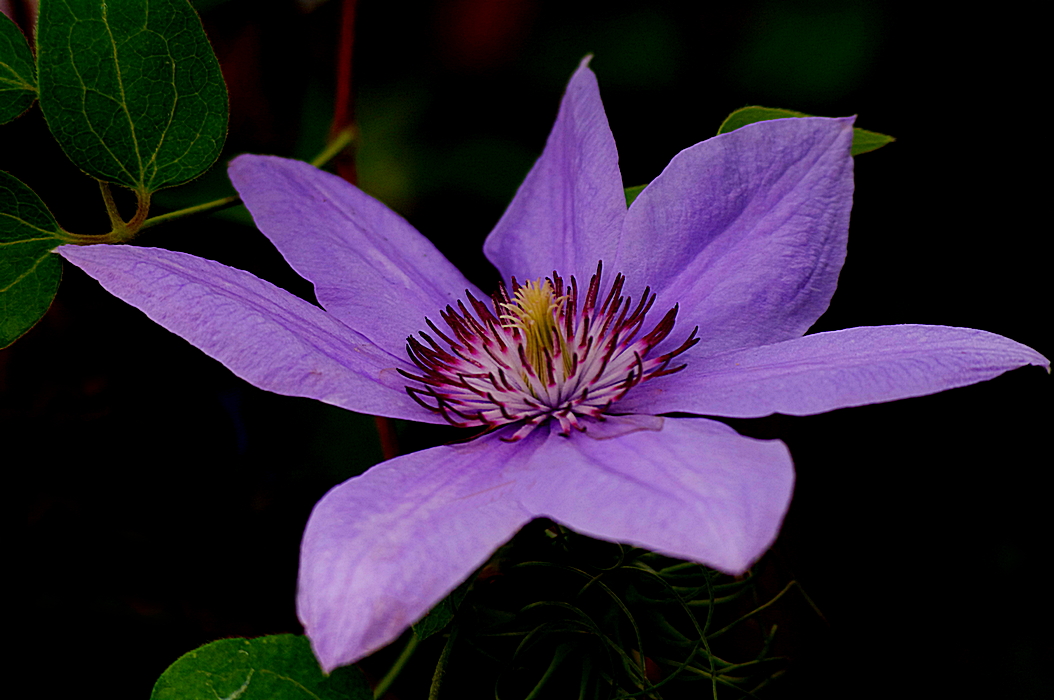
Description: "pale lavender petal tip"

(520, 417), (795, 575)
(621, 116), (856, 357)
(228, 154), (483, 351)
(300, 416), (795, 671)
(57, 244), (439, 423)
(483, 58), (626, 284)
(298, 435), (535, 671)
(619, 325), (1049, 418)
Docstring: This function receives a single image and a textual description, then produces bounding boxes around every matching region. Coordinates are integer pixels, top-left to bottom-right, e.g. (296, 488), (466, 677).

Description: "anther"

(402, 262), (695, 437)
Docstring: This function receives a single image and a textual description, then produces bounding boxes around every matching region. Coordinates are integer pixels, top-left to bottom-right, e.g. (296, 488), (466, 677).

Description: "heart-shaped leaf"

(150, 635), (372, 700)
(1, 171), (65, 347)
(36, 0), (228, 194)
(0, 12), (36, 124)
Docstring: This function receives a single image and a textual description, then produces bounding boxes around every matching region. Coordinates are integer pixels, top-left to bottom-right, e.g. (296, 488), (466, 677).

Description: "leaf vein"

(62, 17), (138, 184)
(100, 0), (146, 188)
(0, 248), (56, 293)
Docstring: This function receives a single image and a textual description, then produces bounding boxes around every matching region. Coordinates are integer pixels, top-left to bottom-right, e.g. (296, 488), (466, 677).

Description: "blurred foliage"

(729, 0), (884, 104)
(417, 521), (821, 699)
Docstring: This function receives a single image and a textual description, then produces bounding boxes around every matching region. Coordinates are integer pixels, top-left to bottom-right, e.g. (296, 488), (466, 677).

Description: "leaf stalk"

(373, 632), (420, 699)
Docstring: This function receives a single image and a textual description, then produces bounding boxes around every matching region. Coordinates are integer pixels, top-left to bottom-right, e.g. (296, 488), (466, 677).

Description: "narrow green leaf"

(37, 0), (228, 194)
(624, 184), (647, 207)
(1, 171), (64, 348)
(848, 127), (896, 156)
(717, 105), (894, 156)
(150, 634), (372, 700)
(717, 106), (809, 135)
(413, 576), (472, 641)
(0, 12), (36, 124)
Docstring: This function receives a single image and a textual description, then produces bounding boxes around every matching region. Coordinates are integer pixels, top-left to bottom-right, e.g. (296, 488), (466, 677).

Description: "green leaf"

(0, 12), (37, 124)
(848, 126), (897, 156)
(717, 105), (894, 156)
(413, 576), (472, 641)
(36, 0), (228, 194)
(624, 184), (647, 207)
(717, 106), (809, 134)
(150, 635), (372, 700)
(1, 171), (65, 348)
(624, 106), (890, 212)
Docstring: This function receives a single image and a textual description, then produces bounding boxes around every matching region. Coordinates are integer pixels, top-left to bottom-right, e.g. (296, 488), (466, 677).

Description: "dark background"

(3, 0), (1049, 697)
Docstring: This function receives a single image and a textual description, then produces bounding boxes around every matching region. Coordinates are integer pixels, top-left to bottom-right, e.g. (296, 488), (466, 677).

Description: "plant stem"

(138, 194), (241, 231)
(428, 626), (459, 700)
(374, 415), (400, 460)
(327, 0), (395, 462)
(99, 181), (125, 231)
(58, 183), (153, 245)
(127, 189), (152, 235)
(310, 126), (356, 168)
(373, 632), (420, 699)
(64, 0), (359, 240)
(134, 123), (354, 232)
(329, 0), (359, 183)
(98, 182), (151, 240)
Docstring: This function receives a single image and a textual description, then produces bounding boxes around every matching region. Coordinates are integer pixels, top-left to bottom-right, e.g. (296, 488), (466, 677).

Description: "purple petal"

(298, 434), (535, 672)
(618, 325), (1050, 418)
(520, 416), (794, 575)
(57, 244), (442, 423)
(483, 57), (626, 284)
(229, 155), (484, 351)
(620, 117), (855, 357)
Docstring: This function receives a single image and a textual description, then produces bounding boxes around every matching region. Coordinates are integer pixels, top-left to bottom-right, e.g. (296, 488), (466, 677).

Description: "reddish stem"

(330, 0), (399, 460)
(374, 416), (400, 462)
(8, 0), (37, 41)
(330, 0), (358, 184)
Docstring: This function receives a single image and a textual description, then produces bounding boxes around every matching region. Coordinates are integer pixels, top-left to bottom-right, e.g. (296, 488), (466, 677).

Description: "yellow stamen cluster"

(499, 279), (572, 380)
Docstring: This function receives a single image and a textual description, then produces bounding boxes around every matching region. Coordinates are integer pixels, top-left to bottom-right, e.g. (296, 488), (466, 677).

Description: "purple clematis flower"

(58, 59), (1046, 672)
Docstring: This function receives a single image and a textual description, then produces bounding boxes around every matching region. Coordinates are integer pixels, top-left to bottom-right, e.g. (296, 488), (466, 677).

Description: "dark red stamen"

(402, 261), (696, 440)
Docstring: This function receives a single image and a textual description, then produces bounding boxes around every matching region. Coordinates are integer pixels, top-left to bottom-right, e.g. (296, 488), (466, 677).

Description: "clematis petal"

(519, 416), (794, 575)
(57, 244), (442, 422)
(617, 325), (1050, 418)
(298, 434), (535, 672)
(483, 57), (626, 284)
(620, 117), (855, 357)
(229, 155), (484, 351)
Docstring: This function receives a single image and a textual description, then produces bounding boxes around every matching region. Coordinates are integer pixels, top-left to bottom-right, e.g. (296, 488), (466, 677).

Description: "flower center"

(499, 278), (573, 380)
(400, 263), (698, 441)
